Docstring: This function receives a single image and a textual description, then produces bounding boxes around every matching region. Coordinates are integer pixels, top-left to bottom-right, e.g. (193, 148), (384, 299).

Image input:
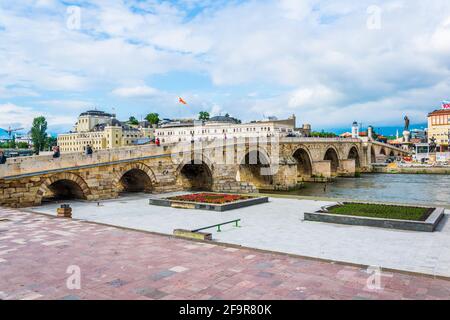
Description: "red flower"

(169, 193), (250, 204)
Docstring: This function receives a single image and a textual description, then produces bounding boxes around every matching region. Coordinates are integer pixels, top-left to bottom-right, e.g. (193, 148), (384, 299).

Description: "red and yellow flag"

(179, 97), (187, 105)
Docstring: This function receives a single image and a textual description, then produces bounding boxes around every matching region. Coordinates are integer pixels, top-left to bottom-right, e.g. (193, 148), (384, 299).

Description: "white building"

(15, 134), (33, 146)
(58, 110), (154, 153)
(155, 114), (307, 144)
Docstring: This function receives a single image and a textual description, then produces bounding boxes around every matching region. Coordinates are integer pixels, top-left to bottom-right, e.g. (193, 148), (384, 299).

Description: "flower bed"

(149, 193), (269, 212)
(168, 193), (252, 204)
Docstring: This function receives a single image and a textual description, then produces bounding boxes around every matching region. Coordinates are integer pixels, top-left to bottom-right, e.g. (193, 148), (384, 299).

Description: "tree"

(128, 116), (139, 125)
(310, 130), (337, 138)
(145, 113), (160, 126)
(198, 111), (210, 121)
(8, 136), (16, 149)
(16, 142), (29, 149)
(31, 116), (48, 155)
(47, 136), (57, 148)
(225, 113), (230, 117)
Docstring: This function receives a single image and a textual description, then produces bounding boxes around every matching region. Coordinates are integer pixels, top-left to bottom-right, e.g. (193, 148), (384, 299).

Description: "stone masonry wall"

(0, 139), (409, 208)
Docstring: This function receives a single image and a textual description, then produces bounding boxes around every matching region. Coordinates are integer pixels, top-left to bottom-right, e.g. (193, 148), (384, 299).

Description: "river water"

(268, 174), (450, 207)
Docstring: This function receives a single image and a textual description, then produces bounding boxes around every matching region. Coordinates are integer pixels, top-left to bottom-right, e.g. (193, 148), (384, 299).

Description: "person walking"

(155, 137), (160, 147)
(0, 149), (6, 164)
(52, 146), (60, 158)
(85, 144), (93, 156)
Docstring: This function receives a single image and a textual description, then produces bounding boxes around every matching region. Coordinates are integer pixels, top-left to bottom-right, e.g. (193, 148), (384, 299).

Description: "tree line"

(126, 111), (212, 126)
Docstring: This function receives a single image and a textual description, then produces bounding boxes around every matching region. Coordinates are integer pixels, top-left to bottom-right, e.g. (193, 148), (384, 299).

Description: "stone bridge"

(0, 138), (407, 207)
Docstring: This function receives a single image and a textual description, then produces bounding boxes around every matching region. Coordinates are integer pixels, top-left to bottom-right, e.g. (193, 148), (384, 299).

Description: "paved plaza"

(31, 193), (450, 278)
(1, 207), (450, 300)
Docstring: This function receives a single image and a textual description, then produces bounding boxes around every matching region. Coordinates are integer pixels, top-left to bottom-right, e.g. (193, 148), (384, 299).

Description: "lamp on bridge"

(351, 121), (359, 139)
(367, 126), (374, 141)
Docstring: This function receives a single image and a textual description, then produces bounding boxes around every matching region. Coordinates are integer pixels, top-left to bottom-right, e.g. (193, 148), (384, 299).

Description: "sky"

(0, 0), (450, 134)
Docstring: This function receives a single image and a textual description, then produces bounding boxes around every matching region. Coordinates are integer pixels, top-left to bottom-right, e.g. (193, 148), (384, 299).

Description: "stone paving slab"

(30, 194), (450, 278)
(1, 207), (450, 300)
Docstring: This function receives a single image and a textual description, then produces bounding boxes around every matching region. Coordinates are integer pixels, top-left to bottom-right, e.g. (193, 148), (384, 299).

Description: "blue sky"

(1, 0), (450, 134)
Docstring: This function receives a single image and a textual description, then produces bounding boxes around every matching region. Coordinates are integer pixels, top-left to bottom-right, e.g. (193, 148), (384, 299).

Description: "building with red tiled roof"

(428, 108), (450, 151)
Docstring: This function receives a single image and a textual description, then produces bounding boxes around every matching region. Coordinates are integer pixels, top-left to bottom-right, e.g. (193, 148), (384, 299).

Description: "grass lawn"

(326, 203), (432, 221)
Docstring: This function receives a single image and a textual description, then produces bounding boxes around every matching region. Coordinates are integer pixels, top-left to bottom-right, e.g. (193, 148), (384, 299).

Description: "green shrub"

(327, 203), (431, 221)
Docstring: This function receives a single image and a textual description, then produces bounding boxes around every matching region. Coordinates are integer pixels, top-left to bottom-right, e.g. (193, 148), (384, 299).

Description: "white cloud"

(1, 0), (450, 129)
(0, 86), (39, 98)
(430, 16), (450, 53)
(278, 0), (315, 21)
(210, 104), (222, 116)
(37, 99), (92, 110)
(112, 86), (160, 98)
(0, 103), (74, 130)
(288, 85), (343, 109)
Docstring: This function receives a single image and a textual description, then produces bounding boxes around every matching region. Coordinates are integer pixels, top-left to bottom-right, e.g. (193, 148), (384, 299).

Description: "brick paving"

(0, 208), (449, 300)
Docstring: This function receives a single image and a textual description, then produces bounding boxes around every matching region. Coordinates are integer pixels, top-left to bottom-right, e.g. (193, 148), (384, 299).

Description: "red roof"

(340, 132), (352, 137)
(428, 109), (450, 116)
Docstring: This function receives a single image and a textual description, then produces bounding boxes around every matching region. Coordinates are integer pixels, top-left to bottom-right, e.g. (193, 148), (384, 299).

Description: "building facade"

(428, 109), (450, 151)
(58, 110), (154, 153)
(155, 115), (305, 144)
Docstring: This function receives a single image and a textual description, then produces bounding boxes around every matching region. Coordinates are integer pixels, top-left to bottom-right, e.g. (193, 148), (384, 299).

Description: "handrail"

(192, 219), (241, 232)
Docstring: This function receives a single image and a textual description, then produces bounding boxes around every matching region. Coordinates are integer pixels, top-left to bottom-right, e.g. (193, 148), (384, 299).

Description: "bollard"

(57, 204), (72, 218)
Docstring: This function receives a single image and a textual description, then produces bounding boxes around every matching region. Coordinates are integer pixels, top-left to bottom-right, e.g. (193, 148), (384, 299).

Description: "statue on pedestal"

(429, 137), (437, 153)
(404, 116), (410, 131)
(403, 116), (411, 143)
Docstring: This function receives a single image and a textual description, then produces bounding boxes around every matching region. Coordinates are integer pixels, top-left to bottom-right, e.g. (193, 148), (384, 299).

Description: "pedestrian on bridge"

(0, 149), (6, 164)
(85, 144), (93, 156)
(52, 146), (60, 159)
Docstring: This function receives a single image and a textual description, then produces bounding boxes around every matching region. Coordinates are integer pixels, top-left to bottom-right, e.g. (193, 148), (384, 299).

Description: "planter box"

(304, 206), (445, 232)
(173, 229), (212, 241)
(149, 194), (269, 212)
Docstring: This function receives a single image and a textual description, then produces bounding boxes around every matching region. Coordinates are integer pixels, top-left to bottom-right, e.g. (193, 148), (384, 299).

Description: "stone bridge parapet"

(0, 138), (409, 207)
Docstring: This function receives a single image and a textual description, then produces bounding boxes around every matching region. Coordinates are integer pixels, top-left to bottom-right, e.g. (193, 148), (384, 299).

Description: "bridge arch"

(380, 148), (387, 156)
(176, 157), (214, 191)
(35, 172), (92, 205)
(348, 145), (361, 169)
(114, 162), (157, 193)
(324, 146), (340, 175)
(389, 150), (395, 157)
(237, 148), (273, 189)
(292, 147), (313, 179)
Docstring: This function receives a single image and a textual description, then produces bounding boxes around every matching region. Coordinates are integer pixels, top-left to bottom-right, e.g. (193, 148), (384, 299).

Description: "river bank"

(262, 173), (450, 208)
(372, 165), (450, 174)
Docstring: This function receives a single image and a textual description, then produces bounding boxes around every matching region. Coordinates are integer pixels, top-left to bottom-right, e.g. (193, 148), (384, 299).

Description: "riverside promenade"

(1, 207), (449, 300)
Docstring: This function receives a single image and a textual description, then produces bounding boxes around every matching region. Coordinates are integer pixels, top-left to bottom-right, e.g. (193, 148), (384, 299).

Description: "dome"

(207, 115), (240, 124)
(79, 110), (114, 117)
(111, 118), (121, 126)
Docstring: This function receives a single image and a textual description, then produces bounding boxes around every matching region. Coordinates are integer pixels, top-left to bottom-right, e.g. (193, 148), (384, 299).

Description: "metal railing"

(192, 219), (241, 233)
